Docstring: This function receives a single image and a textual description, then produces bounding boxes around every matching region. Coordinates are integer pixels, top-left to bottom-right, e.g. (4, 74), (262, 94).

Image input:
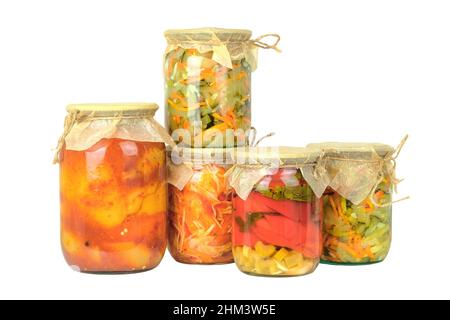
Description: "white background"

(0, 0), (449, 300)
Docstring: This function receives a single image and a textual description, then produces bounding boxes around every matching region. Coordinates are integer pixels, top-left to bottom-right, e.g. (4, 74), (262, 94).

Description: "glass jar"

(56, 103), (170, 273)
(228, 147), (323, 277)
(167, 148), (234, 264)
(164, 28), (257, 148)
(308, 142), (396, 265)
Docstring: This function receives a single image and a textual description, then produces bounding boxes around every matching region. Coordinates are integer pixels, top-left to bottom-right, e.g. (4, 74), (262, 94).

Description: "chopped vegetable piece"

(273, 248), (289, 262)
(255, 241), (276, 258)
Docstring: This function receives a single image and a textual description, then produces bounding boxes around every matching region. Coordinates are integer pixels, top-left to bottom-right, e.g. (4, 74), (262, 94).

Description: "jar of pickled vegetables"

(227, 147), (323, 277)
(307, 142), (401, 265)
(55, 103), (174, 273)
(167, 148), (235, 264)
(164, 28), (280, 148)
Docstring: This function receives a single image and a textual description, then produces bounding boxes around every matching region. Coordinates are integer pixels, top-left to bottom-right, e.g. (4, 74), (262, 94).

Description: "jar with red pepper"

(228, 147), (323, 277)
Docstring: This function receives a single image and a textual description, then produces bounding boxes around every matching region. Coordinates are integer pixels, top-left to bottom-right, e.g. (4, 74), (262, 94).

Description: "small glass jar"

(56, 103), (169, 273)
(228, 147), (322, 277)
(308, 142), (396, 265)
(168, 148), (234, 264)
(164, 28), (254, 148)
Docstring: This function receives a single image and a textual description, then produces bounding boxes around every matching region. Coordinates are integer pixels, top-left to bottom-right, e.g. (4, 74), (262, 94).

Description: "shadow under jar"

(228, 147), (323, 277)
(164, 28), (254, 148)
(57, 103), (168, 273)
(168, 148), (235, 264)
(308, 142), (396, 265)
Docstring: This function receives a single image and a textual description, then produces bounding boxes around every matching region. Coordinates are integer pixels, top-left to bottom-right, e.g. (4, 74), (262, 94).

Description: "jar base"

(238, 269), (316, 278)
(77, 268), (152, 275)
(236, 262), (319, 278)
(171, 257), (234, 266)
(320, 259), (385, 266)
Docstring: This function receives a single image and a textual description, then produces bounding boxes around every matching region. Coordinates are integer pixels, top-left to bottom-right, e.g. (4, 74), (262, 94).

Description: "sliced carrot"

(236, 71), (247, 80)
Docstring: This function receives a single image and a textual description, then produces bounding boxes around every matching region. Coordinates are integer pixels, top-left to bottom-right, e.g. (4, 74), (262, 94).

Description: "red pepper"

(232, 191), (322, 258)
(233, 191), (272, 215)
(233, 225), (260, 248)
(267, 169), (285, 188)
(250, 192), (311, 223)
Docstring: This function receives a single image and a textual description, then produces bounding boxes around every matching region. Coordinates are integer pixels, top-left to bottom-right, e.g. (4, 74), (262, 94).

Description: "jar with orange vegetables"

(307, 142), (402, 265)
(55, 103), (173, 273)
(167, 148), (235, 264)
(227, 147), (323, 277)
(164, 28), (280, 148)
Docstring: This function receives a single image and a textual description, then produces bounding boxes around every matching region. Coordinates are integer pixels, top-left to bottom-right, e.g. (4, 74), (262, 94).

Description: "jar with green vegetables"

(164, 28), (280, 148)
(307, 142), (405, 265)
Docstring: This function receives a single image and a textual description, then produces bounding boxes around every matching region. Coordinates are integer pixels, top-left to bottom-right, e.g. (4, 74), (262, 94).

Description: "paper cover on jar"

(307, 137), (408, 205)
(54, 103), (175, 163)
(226, 147), (328, 200)
(164, 28), (281, 71)
(168, 147), (236, 191)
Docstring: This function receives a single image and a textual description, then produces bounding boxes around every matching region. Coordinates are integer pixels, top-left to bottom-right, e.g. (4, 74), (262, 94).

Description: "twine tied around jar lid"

(53, 109), (79, 164)
(53, 103), (175, 164)
(370, 135), (409, 207)
(247, 127), (276, 147)
(250, 34), (281, 52)
(309, 135), (410, 207)
(164, 28), (281, 70)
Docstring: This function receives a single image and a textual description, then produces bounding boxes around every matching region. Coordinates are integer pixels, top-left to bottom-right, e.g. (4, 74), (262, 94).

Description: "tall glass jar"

(308, 142), (396, 265)
(167, 148), (235, 264)
(164, 28), (259, 148)
(55, 103), (171, 273)
(228, 147), (323, 277)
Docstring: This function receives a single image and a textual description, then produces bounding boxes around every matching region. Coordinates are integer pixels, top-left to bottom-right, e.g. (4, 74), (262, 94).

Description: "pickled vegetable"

(60, 138), (167, 273)
(168, 164), (233, 264)
(321, 180), (392, 264)
(232, 168), (322, 276)
(234, 244), (315, 276)
(165, 48), (251, 147)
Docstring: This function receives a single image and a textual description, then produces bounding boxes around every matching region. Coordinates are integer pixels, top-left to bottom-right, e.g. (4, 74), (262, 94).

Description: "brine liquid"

(60, 138), (167, 273)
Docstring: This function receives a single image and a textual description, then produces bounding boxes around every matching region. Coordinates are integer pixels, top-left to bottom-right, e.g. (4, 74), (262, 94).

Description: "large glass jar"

(164, 28), (260, 148)
(307, 142), (397, 265)
(228, 147), (323, 277)
(56, 103), (171, 273)
(167, 148), (234, 264)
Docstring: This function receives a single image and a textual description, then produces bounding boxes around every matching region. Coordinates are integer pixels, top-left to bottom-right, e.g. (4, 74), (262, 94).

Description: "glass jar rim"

(234, 146), (321, 167)
(66, 103), (159, 114)
(307, 142), (394, 158)
(164, 28), (252, 42)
